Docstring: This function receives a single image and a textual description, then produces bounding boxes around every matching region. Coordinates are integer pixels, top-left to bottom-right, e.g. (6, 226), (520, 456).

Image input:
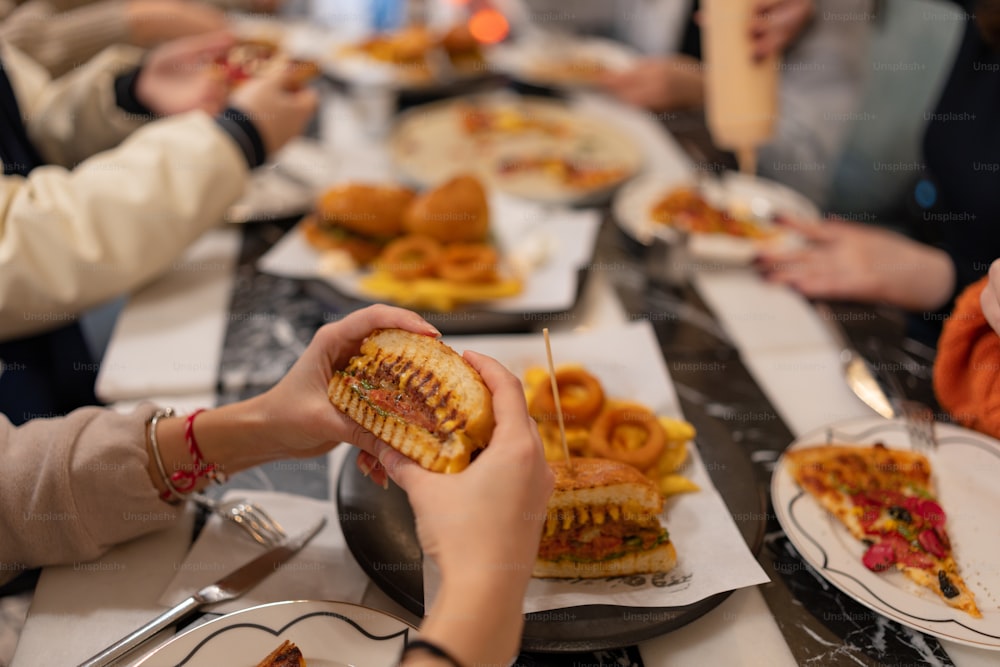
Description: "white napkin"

(740, 346), (875, 437)
(639, 587), (798, 667)
(95, 228), (240, 402)
(159, 490), (367, 613)
(11, 508), (197, 667)
(692, 268), (835, 355)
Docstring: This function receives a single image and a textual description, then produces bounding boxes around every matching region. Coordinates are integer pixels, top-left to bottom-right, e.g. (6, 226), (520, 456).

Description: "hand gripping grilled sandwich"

(535, 458), (677, 578)
(328, 329), (494, 472)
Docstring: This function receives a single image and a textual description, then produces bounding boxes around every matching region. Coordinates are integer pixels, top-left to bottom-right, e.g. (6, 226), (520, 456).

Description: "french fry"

(359, 271), (522, 311)
(659, 474), (700, 497)
(660, 417), (696, 443)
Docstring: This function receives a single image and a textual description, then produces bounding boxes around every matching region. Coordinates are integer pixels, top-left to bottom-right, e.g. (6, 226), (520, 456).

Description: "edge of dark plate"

(336, 400), (766, 652)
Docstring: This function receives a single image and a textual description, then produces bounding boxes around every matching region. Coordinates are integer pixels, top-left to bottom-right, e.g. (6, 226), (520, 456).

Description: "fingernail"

(381, 477), (389, 490)
(358, 457), (373, 478)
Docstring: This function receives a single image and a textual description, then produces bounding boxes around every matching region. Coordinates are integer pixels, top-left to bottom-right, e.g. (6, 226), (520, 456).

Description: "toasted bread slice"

(546, 458), (663, 515)
(535, 458), (675, 578)
(328, 329), (494, 472)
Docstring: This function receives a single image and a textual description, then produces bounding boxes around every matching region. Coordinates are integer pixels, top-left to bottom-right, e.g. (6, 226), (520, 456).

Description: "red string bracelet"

(166, 409), (228, 494)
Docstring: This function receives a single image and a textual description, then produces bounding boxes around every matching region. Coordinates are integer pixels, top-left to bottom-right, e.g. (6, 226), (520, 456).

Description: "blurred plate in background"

(613, 170), (820, 265)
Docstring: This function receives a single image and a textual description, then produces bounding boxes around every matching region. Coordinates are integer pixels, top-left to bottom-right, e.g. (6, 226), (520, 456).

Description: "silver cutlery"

(866, 339), (939, 453)
(815, 302), (895, 421)
(77, 516), (326, 667)
(896, 399), (939, 453)
(191, 493), (287, 548)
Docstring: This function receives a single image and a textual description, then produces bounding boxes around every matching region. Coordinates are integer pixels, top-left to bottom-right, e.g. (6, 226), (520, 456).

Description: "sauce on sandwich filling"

(539, 518), (666, 562)
(341, 370), (450, 438)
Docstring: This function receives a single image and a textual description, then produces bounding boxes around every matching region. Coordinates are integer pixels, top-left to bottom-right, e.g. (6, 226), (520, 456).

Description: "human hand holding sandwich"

(140, 305), (437, 501)
(361, 352), (554, 667)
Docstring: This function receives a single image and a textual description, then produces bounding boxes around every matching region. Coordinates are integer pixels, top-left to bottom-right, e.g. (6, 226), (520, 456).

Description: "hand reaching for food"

(135, 30), (234, 116)
(755, 218), (956, 312)
(229, 67), (318, 156)
(361, 351), (554, 667)
(126, 0), (227, 48)
(599, 56), (705, 112)
(748, 0), (816, 61)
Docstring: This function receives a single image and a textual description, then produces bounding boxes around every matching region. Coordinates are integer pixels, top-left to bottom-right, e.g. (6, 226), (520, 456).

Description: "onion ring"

(437, 244), (498, 283)
(588, 404), (666, 471)
(529, 367), (605, 427)
(375, 235), (442, 279)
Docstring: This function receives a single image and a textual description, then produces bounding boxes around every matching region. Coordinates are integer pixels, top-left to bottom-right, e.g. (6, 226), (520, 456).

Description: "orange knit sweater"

(933, 276), (1000, 439)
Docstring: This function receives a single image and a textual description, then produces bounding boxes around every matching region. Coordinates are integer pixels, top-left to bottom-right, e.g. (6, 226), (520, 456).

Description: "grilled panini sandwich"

(535, 457), (676, 578)
(328, 328), (494, 473)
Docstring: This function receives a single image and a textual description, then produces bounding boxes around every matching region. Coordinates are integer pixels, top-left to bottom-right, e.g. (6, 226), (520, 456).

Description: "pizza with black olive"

(785, 443), (980, 618)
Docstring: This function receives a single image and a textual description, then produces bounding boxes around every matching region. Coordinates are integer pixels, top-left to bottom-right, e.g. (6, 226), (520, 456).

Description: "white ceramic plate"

(613, 169), (820, 264)
(322, 31), (489, 91)
(388, 94), (642, 205)
(134, 600), (415, 666)
(772, 418), (1000, 650)
(487, 36), (638, 90)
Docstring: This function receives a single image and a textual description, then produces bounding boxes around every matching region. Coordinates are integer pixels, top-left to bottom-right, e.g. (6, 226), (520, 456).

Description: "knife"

(78, 515), (326, 667)
(814, 302), (896, 420)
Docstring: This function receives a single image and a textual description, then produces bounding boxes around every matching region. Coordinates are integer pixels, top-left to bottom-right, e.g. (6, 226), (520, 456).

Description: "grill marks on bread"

(328, 329), (494, 473)
(363, 349), (466, 439)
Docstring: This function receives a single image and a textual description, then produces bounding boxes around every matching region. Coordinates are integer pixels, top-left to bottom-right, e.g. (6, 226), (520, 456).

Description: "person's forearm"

(0, 1), (131, 76)
(671, 57), (705, 109)
(408, 578), (526, 667)
(145, 395), (280, 498)
(881, 244), (956, 312)
(0, 112), (248, 341)
(0, 405), (179, 577)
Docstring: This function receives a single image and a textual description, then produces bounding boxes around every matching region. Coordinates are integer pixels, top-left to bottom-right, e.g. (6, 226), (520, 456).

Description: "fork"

(866, 339), (939, 453)
(897, 399), (938, 454)
(191, 494), (287, 548)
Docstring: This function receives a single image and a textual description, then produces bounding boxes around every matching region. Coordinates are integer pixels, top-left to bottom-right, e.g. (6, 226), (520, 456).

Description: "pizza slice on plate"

(784, 443), (981, 618)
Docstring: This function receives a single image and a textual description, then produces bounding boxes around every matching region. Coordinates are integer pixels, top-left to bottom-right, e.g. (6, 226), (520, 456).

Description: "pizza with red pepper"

(784, 443), (981, 618)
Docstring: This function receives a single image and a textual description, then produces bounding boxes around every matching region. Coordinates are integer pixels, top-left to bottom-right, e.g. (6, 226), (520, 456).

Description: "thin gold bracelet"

(147, 407), (187, 503)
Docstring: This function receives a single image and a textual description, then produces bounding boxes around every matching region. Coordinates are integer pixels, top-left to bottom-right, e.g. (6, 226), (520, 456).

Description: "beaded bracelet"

(400, 639), (464, 667)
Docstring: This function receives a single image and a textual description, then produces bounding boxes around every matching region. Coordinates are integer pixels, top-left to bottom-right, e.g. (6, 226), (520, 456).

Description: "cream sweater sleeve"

(0, 0), (131, 76)
(5, 42), (147, 167)
(0, 110), (249, 340)
(0, 404), (181, 585)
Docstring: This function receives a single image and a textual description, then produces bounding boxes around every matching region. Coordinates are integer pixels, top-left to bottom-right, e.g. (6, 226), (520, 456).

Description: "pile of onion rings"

(362, 234), (521, 311)
(524, 364), (699, 498)
(374, 235), (500, 284)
